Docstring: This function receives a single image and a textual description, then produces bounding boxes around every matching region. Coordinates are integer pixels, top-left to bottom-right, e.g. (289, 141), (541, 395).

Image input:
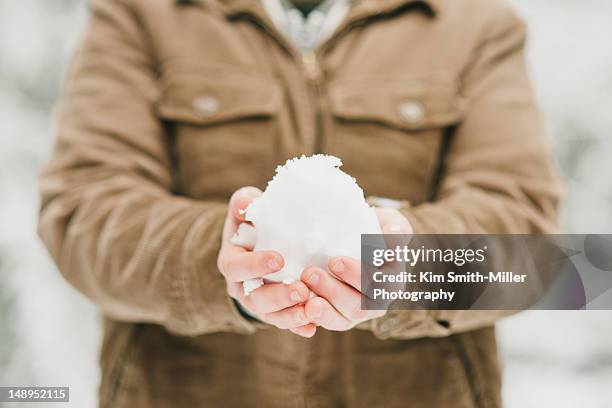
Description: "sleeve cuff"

(166, 203), (257, 336)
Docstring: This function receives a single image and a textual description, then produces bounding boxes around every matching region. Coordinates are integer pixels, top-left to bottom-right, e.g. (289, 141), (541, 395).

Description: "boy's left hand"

(298, 207), (412, 332)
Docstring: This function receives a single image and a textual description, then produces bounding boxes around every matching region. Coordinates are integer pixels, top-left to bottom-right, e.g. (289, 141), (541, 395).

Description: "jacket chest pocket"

(324, 75), (465, 203)
(155, 62), (282, 198)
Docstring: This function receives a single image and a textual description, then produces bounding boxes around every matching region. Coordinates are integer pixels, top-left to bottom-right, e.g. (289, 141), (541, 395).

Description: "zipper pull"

(302, 51), (322, 82)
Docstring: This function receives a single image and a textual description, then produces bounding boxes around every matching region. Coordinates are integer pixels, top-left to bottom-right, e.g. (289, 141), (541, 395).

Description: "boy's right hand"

(217, 187), (317, 338)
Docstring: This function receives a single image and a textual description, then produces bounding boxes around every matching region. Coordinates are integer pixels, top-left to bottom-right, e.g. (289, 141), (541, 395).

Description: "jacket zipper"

(301, 50), (323, 154)
(232, 14), (325, 154)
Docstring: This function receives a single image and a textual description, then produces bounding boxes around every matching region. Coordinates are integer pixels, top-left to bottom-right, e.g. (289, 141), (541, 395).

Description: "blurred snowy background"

(0, 0), (611, 406)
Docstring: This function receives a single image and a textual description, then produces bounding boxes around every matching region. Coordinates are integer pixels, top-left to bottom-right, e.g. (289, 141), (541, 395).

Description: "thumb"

(375, 207), (413, 234)
(228, 186), (263, 223)
(375, 207), (414, 256)
(222, 186), (262, 244)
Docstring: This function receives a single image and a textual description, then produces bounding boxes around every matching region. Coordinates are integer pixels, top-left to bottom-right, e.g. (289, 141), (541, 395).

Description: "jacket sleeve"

(37, 0), (255, 336)
(367, 6), (564, 340)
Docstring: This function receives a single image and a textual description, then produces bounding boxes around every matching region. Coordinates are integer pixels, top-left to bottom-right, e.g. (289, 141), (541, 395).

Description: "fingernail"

(290, 290), (302, 302)
(267, 257), (281, 271)
(331, 260), (344, 273)
(307, 271), (319, 285)
(389, 224), (402, 232)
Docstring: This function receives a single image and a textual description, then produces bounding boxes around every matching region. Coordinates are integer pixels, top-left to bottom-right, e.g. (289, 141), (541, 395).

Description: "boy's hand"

(218, 187), (317, 338)
(300, 207), (413, 331)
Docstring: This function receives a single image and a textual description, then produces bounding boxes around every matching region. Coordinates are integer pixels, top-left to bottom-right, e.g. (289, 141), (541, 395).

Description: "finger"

(243, 281), (310, 314)
(328, 257), (362, 292)
(218, 243), (246, 278)
(375, 207), (413, 234)
(219, 248), (284, 282)
(302, 267), (372, 322)
(304, 296), (352, 331)
(329, 256), (399, 308)
(227, 282), (263, 322)
(222, 187), (262, 243)
(227, 281), (243, 299)
(374, 207), (414, 257)
(371, 208), (416, 301)
(229, 186), (262, 223)
(290, 324), (317, 338)
(259, 305), (310, 329)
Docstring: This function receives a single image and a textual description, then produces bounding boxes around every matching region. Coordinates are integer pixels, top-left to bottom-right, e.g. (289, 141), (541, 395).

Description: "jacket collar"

(177, 0), (439, 18)
(176, 0), (438, 57)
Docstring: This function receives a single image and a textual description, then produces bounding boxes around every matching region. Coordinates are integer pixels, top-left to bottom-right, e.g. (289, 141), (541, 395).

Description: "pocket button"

(193, 95), (220, 116)
(398, 100), (425, 123)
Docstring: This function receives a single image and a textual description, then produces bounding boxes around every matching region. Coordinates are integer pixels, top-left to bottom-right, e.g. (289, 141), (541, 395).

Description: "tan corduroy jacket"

(38, 0), (563, 406)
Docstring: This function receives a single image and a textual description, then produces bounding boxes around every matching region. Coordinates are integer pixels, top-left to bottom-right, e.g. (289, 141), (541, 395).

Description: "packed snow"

(233, 155), (381, 294)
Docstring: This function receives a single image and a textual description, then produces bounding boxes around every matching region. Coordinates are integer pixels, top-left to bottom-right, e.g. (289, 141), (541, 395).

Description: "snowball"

(236, 154), (382, 294)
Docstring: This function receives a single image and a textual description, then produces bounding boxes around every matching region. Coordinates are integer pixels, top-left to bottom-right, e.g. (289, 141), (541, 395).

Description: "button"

(398, 100), (425, 123)
(193, 95), (219, 116)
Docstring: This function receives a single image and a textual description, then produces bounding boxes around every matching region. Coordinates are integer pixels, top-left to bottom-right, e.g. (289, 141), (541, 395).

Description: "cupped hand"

(218, 186), (317, 338)
(300, 207), (413, 331)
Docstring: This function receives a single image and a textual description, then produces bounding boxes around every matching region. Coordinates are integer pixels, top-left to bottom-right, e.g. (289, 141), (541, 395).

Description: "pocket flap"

(157, 63), (281, 126)
(329, 76), (465, 130)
